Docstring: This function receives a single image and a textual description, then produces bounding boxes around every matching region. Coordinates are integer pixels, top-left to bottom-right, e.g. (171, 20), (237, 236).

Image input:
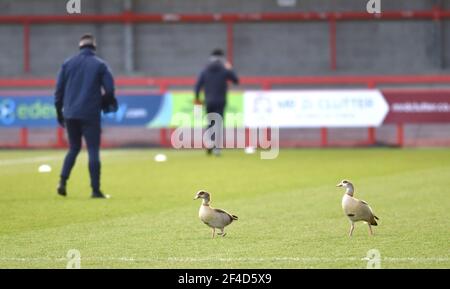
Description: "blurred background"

(1, 0), (450, 149)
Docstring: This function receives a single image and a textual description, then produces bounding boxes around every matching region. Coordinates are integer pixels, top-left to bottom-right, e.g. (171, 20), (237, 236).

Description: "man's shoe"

(57, 185), (67, 197)
(91, 191), (110, 199)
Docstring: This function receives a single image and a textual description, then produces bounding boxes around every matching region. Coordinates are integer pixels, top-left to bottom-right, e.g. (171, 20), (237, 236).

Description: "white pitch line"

(0, 156), (62, 166)
(0, 151), (130, 167)
(168, 257), (450, 263)
(0, 257), (448, 263)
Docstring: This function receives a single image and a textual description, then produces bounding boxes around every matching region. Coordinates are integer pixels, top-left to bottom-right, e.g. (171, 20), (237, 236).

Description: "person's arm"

(54, 64), (66, 127)
(227, 70), (239, 85)
(101, 63), (117, 113)
(224, 61), (239, 85)
(194, 70), (205, 104)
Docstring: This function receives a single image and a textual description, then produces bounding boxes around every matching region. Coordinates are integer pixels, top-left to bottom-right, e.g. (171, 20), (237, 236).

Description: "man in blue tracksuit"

(55, 34), (117, 199)
(194, 49), (239, 155)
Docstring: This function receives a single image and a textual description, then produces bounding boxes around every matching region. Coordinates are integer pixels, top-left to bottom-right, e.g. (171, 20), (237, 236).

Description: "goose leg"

(216, 228), (226, 237)
(211, 228), (215, 238)
(349, 222), (355, 237)
(368, 224), (373, 236)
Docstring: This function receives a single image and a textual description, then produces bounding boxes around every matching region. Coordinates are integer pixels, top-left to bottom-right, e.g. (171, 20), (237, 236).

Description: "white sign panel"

(244, 90), (389, 128)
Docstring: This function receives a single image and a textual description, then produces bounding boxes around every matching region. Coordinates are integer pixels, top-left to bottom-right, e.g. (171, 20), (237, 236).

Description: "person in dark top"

(54, 33), (117, 199)
(194, 49), (239, 155)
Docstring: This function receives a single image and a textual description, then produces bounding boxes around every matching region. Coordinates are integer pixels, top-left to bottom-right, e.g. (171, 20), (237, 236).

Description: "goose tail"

(370, 215), (379, 226)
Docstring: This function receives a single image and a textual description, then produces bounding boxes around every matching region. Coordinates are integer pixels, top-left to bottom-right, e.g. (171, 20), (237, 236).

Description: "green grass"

(0, 148), (449, 268)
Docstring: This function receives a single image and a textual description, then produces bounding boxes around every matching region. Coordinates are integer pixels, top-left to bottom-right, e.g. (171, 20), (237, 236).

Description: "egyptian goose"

(194, 190), (238, 238)
(336, 180), (379, 236)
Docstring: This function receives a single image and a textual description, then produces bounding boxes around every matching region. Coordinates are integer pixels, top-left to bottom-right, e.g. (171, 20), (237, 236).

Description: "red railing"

(3, 74), (450, 89)
(1, 10), (449, 24)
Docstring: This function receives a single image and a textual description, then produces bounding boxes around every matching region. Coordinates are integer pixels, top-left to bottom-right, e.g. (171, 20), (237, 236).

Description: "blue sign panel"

(0, 93), (165, 127)
(102, 94), (164, 126)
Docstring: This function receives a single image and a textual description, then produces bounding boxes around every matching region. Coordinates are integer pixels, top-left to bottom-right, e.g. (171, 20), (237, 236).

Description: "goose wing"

(357, 199), (378, 224)
(357, 199), (373, 214)
(213, 208), (238, 222)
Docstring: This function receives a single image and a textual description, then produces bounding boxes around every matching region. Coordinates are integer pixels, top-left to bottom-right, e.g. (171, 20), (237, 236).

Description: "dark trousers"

(60, 119), (101, 192)
(206, 102), (225, 149)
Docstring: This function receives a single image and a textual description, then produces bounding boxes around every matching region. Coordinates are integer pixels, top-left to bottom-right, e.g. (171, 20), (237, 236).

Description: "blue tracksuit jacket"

(55, 47), (115, 120)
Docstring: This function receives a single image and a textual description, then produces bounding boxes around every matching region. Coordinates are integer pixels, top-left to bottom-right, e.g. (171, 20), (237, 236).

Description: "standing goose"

(336, 180), (379, 236)
(194, 190), (238, 238)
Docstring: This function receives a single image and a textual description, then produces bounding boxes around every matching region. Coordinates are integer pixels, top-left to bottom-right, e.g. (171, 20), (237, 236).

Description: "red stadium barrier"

(1, 75), (450, 149)
(3, 75), (450, 89)
(19, 127), (28, 148)
(2, 10), (449, 25)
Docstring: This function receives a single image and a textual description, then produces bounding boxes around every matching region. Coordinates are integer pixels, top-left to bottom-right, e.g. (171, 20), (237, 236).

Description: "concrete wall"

(0, 25), (23, 77)
(135, 23), (227, 76)
(0, 0), (448, 77)
(0, 0), (123, 15)
(132, 0), (435, 13)
(336, 21), (436, 74)
(234, 23), (330, 76)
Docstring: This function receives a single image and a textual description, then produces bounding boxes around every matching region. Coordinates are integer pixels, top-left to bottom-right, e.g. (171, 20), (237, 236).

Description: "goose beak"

(336, 183), (343, 187)
(194, 196), (199, 200)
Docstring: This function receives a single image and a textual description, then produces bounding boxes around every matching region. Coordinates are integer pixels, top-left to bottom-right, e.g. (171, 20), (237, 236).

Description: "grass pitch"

(0, 148), (449, 268)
